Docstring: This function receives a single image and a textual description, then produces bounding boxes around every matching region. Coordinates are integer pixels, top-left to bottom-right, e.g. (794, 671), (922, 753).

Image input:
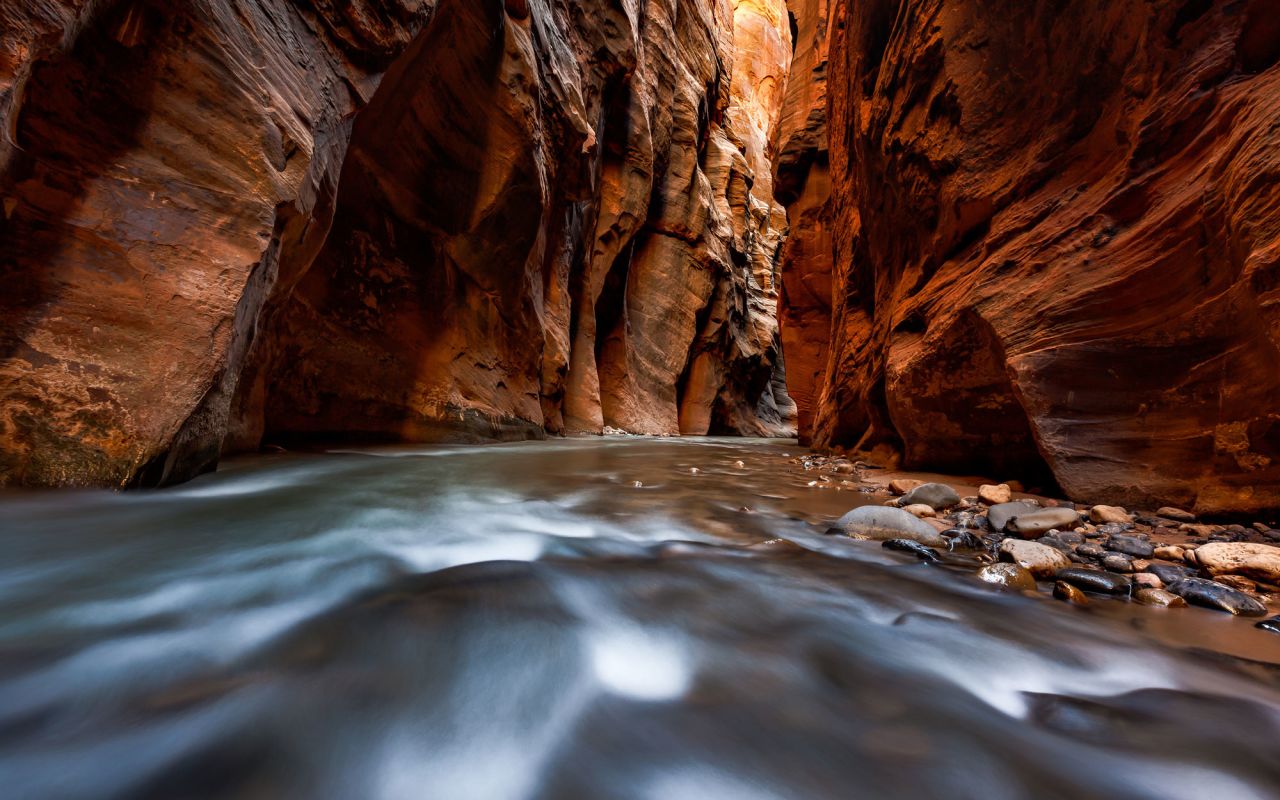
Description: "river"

(2, 437), (1279, 799)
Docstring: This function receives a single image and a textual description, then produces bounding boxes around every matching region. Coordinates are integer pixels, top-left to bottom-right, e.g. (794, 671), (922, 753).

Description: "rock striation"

(776, 0), (1280, 514)
(0, 0), (796, 487)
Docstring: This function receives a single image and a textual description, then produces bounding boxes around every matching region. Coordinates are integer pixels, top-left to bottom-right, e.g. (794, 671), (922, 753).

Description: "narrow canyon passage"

(3, 1), (1280, 798)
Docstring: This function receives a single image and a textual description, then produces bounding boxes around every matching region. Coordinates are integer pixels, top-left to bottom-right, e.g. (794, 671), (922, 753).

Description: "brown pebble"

(1053, 581), (1089, 605)
(1134, 588), (1187, 607)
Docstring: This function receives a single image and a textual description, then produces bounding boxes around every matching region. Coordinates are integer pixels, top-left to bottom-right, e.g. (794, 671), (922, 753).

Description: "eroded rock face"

(778, 0), (1280, 513)
(0, 0), (796, 487)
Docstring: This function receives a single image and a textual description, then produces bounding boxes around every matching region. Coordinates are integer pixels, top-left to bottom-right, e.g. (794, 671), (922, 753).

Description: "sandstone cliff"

(778, 0), (1280, 513)
(0, 0), (795, 487)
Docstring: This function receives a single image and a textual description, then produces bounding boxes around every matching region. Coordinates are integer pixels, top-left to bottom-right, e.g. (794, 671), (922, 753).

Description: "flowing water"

(2, 437), (1280, 799)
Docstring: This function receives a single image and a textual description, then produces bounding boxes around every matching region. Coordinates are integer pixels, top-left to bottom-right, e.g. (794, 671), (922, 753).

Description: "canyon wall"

(0, 0), (795, 488)
(779, 0), (1280, 513)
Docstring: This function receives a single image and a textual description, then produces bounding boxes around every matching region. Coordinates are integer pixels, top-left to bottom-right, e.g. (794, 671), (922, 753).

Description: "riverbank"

(791, 452), (1280, 637)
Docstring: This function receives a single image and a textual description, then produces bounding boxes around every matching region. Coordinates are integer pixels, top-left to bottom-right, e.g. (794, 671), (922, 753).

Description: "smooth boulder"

(834, 506), (945, 546)
(1006, 507), (1081, 539)
(998, 539), (1071, 579)
(898, 482), (961, 510)
(1167, 577), (1267, 617)
(1089, 505), (1130, 524)
(1192, 542), (1280, 584)
(986, 501), (1040, 533)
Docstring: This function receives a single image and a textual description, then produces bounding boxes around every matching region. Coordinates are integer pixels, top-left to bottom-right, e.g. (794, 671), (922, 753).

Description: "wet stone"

(1167, 577), (1268, 617)
(1106, 534), (1154, 559)
(1075, 543), (1106, 560)
(1055, 568), (1131, 596)
(1146, 563), (1194, 585)
(882, 539), (940, 562)
(1134, 588), (1187, 608)
(999, 539), (1072, 579)
(835, 506), (946, 547)
(1256, 616), (1280, 635)
(1101, 554), (1134, 573)
(1053, 581), (1089, 605)
(977, 562), (1037, 591)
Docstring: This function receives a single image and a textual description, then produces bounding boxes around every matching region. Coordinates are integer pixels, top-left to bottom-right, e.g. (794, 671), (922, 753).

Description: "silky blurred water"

(2, 437), (1279, 799)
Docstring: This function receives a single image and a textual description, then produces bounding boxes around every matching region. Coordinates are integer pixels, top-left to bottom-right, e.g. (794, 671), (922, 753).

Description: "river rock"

(899, 483), (961, 510)
(986, 501), (1040, 533)
(1006, 507), (1081, 539)
(888, 478), (924, 495)
(1053, 581), (1089, 605)
(1054, 568), (1131, 595)
(1106, 534), (1154, 559)
(1167, 577), (1267, 616)
(1135, 588), (1187, 608)
(1153, 545), (1185, 561)
(1192, 542), (1280, 584)
(1157, 507), (1196, 523)
(1146, 563), (1194, 585)
(1213, 575), (1258, 594)
(999, 539), (1071, 579)
(1075, 543), (1106, 559)
(834, 506), (945, 546)
(977, 563), (1037, 591)
(1101, 554), (1134, 573)
(1257, 616), (1280, 635)
(902, 503), (937, 518)
(978, 484), (1012, 505)
(881, 539), (940, 562)
(1089, 505), (1130, 524)
(1132, 573), (1163, 589)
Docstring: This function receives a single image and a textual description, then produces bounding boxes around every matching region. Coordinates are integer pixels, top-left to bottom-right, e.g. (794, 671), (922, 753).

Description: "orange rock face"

(778, 0), (1280, 513)
(0, 0), (795, 487)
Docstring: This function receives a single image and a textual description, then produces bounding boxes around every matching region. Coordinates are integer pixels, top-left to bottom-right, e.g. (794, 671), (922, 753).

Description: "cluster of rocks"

(825, 477), (1280, 631)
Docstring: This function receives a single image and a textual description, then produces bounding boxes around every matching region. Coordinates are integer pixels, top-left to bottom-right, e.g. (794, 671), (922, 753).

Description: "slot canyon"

(3, 1), (1280, 798)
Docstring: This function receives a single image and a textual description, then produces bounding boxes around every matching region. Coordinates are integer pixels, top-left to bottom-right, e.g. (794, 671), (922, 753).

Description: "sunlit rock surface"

(776, 0), (1280, 513)
(0, 0), (796, 487)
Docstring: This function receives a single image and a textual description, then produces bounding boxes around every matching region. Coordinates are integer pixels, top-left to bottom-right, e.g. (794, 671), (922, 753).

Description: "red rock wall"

(779, 0), (1280, 513)
(0, 0), (796, 487)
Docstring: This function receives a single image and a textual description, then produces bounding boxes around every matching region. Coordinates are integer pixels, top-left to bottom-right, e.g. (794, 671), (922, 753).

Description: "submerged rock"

(834, 506), (945, 546)
(999, 539), (1071, 579)
(1167, 577), (1267, 617)
(977, 563), (1037, 591)
(1257, 616), (1280, 635)
(1054, 568), (1131, 596)
(898, 483), (961, 510)
(882, 539), (940, 562)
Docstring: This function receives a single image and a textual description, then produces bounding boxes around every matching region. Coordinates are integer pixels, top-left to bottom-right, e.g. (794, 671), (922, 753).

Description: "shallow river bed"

(2, 437), (1279, 799)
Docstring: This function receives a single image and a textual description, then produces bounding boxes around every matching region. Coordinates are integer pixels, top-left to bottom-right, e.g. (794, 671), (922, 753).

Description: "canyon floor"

(2, 437), (1279, 799)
